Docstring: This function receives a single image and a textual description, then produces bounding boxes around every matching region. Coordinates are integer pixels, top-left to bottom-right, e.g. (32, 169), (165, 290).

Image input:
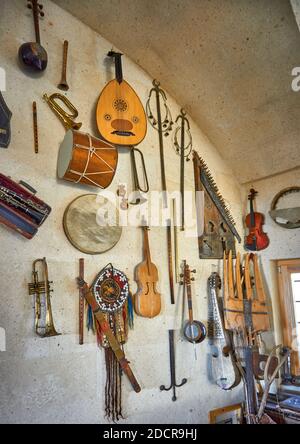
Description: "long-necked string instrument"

(96, 51), (147, 146)
(96, 51), (148, 203)
(134, 226), (161, 318)
(173, 109), (192, 231)
(19, 0), (47, 72)
(160, 330), (187, 401)
(181, 261), (206, 359)
(146, 80), (175, 304)
(207, 271), (241, 390)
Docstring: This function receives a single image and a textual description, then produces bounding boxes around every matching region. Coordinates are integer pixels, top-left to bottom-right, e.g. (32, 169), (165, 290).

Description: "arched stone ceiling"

(53, 0), (300, 183)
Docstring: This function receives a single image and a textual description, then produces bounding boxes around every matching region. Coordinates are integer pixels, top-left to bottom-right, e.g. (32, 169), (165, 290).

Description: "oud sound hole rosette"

(113, 98), (128, 112)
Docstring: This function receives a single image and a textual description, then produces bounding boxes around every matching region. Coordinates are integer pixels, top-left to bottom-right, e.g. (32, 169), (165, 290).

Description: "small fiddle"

(134, 226), (161, 318)
(245, 188), (269, 251)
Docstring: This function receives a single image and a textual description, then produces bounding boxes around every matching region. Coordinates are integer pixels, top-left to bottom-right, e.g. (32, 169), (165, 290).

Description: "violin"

(134, 226), (161, 318)
(245, 188), (269, 251)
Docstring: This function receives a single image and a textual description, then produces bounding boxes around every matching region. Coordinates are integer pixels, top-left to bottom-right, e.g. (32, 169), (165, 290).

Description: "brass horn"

(43, 92), (82, 130)
(28, 258), (61, 338)
(129, 147), (149, 205)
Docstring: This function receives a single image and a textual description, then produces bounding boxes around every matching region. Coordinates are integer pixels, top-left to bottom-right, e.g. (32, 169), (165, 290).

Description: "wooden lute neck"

(28, 0), (44, 44)
(108, 51), (123, 84)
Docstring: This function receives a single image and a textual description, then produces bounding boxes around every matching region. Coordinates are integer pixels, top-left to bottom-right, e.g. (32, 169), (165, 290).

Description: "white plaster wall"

(0, 0), (245, 424)
(242, 170), (300, 351)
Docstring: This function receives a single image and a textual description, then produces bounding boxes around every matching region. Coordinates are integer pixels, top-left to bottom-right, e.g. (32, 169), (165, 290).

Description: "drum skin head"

(63, 193), (122, 254)
(57, 130), (73, 179)
(57, 130), (118, 189)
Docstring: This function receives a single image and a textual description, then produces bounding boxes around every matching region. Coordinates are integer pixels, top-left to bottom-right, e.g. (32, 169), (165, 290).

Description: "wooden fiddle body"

(245, 188), (269, 251)
(134, 226), (161, 318)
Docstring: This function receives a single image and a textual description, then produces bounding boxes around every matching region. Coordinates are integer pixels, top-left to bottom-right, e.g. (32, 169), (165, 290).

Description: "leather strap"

(83, 284), (141, 393)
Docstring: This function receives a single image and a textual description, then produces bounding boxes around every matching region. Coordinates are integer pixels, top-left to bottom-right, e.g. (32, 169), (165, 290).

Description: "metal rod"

(153, 81), (168, 208)
(180, 114), (185, 231)
(147, 80), (174, 304)
(160, 329), (187, 401)
(167, 220), (175, 305)
(173, 199), (179, 283)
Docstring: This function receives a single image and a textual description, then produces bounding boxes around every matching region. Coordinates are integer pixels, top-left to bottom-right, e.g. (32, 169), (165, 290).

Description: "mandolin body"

(96, 79), (147, 146)
(134, 260), (161, 318)
(245, 212), (269, 251)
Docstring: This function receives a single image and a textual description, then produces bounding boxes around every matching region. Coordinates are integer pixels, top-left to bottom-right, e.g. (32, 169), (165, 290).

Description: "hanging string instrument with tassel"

(134, 226), (161, 318)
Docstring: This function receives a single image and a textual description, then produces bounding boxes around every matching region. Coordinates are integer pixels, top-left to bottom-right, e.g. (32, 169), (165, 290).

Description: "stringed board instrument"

(192, 151), (241, 259)
(96, 51), (147, 146)
(208, 272), (241, 390)
(245, 188), (269, 251)
(181, 261), (206, 344)
(134, 226), (161, 318)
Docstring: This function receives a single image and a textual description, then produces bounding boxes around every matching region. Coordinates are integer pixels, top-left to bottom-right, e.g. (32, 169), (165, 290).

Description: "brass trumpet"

(43, 92), (82, 130)
(28, 258), (61, 338)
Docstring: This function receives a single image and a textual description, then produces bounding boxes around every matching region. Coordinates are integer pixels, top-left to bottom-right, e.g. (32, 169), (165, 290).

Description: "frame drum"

(63, 194), (122, 254)
(57, 130), (118, 188)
